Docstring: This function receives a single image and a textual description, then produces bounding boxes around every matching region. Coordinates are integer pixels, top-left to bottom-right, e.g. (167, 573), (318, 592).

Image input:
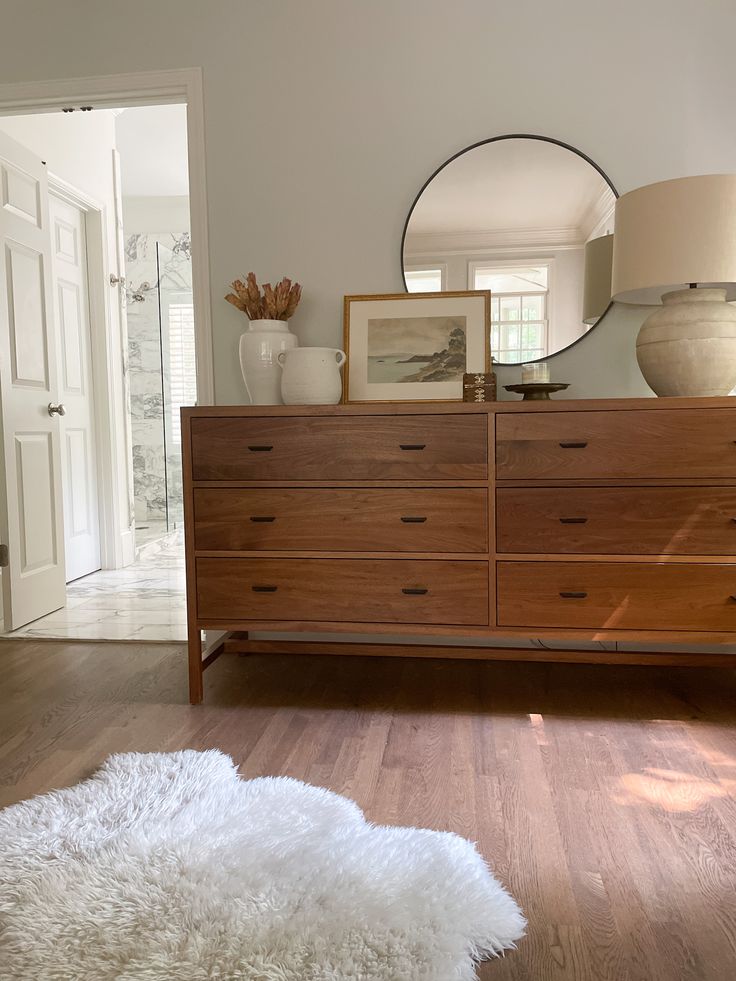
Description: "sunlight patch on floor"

(613, 766), (733, 813)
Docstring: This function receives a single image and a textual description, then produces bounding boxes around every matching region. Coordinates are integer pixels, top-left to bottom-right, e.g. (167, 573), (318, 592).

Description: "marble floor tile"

(17, 623), (187, 642)
(60, 596), (186, 613)
(3, 532), (187, 643)
(134, 518), (169, 550)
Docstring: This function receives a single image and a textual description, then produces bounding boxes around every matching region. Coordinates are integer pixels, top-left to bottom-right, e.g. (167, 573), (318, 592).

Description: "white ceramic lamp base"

(636, 288), (736, 397)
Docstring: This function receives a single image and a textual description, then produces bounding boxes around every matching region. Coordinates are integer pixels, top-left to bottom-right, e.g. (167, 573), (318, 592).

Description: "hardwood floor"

(2, 640), (736, 979)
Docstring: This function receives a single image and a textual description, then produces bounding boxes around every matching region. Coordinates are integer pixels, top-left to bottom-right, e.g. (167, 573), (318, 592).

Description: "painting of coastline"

(367, 316), (467, 384)
(343, 291), (490, 403)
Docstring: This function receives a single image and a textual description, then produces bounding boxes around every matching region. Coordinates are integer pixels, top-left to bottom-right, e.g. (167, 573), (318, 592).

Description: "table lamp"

(582, 233), (614, 325)
(610, 174), (736, 396)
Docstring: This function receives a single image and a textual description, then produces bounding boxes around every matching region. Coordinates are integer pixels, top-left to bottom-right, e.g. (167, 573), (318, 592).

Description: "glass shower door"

(156, 240), (196, 531)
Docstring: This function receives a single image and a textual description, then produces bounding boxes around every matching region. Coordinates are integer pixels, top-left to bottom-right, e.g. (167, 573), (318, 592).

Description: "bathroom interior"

(125, 230), (196, 551)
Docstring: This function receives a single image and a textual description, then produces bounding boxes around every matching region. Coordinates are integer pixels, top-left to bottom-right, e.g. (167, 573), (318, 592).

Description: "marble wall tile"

(124, 232), (192, 528)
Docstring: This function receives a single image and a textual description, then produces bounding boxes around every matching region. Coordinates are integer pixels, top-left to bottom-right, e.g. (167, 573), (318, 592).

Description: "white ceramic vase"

(636, 288), (736, 397)
(278, 347), (347, 405)
(239, 319), (298, 405)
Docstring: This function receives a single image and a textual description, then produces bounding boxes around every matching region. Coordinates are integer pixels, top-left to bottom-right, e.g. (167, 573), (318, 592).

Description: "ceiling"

(115, 104), (189, 197)
(406, 138), (615, 243)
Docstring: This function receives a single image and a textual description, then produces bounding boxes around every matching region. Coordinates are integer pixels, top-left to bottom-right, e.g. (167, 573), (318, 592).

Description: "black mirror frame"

(400, 133), (618, 366)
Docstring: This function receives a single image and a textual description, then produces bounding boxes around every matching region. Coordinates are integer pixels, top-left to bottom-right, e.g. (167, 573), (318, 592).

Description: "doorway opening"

(119, 105), (195, 555)
(0, 70), (210, 641)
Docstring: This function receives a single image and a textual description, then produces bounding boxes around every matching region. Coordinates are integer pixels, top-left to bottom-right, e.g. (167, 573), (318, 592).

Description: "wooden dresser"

(182, 398), (736, 702)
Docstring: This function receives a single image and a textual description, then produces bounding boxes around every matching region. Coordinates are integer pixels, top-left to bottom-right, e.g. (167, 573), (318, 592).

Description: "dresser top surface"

(182, 396), (736, 418)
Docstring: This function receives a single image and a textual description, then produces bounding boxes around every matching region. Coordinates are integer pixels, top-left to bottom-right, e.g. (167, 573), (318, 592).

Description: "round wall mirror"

(401, 135), (617, 365)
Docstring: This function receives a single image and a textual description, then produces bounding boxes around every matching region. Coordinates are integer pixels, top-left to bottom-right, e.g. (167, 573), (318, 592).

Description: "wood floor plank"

(1, 638), (735, 979)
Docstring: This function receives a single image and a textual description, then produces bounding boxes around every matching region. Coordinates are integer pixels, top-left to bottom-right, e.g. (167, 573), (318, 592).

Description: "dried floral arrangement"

(225, 272), (302, 321)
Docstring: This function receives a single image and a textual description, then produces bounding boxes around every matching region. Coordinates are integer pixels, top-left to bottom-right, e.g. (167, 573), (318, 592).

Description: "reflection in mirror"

(402, 136), (617, 364)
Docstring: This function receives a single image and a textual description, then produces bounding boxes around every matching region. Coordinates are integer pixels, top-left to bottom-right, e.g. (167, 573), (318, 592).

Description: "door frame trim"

(0, 68), (214, 568)
(48, 175), (129, 571)
(0, 67), (215, 406)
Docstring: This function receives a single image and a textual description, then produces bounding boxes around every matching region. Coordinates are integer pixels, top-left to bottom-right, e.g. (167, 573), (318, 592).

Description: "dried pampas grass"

(226, 272), (302, 321)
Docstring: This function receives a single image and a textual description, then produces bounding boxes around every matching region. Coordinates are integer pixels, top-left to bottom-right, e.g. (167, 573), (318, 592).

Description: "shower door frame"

(157, 238), (196, 535)
(0, 68), (214, 569)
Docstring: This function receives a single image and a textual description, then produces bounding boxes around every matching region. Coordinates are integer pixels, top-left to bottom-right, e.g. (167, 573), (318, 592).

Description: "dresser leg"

(188, 630), (204, 705)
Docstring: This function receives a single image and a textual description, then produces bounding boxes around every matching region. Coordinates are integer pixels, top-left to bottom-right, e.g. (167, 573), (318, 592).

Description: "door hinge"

(0, 544), (9, 567)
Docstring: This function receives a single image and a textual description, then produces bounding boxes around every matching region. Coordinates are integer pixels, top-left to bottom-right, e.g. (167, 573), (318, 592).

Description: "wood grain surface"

(196, 557), (490, 625)
(190, 414), (488, 481)
(193, 486), (489, 552)
(497, 561), (736, 631)
(182, 399), (736, 704)
(2, 640), (735, 980)
(496, 486), (736, 555)
(496, 408), (736, 480)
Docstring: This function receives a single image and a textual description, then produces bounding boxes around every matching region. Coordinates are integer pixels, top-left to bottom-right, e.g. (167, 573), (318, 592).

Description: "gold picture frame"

(342, 290), (491, 404)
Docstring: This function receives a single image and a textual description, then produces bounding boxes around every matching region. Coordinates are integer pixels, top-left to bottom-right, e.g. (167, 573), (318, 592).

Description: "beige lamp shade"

(611, 174), (736, 304)
(582, 233), (614, 323)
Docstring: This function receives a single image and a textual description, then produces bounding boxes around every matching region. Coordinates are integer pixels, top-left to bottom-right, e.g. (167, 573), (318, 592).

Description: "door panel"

(50, 195), (101, 582)
(66, 428), (91, 535)
(6, 242), (49, 386)
(0, 131), (65, 628)
(54, 214), (78, 262)
(1, 163), (41, 225)
(15, 432), (57, 572)
(58, 280), (84, 393)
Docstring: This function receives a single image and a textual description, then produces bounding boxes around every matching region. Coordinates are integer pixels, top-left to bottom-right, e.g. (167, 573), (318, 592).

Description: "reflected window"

(405, 267), (444, 292)
(472, 263), (549, 362)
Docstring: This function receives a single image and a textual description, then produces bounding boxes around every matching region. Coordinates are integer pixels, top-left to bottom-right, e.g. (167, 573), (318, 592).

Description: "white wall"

(0, 0), (735, 403)
(123, 196), (190, 234)
(548, 248), (584, 355)
(0, 111), (116, 205)
(115, 104), (189, 197)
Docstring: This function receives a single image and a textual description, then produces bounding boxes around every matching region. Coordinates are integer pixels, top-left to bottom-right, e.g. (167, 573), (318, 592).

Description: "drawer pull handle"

(400, 516), (428, 523)
(252, 585), (278, 593)
(250, 516), (276, 523)
(559, 517), (588, 524)
(560, 591), (588, 599)
(559, 441), (588, 449)
(248, 445), (273, 452)
(400, 444), (426, 451)
(402, 587), (429, 595)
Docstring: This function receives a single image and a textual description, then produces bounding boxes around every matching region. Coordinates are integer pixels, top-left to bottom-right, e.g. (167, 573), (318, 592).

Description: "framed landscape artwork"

(342, 291), (491, 403)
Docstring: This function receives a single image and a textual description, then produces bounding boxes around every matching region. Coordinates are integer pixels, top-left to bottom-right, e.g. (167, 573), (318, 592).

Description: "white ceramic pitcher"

(277, 347), (347, 405)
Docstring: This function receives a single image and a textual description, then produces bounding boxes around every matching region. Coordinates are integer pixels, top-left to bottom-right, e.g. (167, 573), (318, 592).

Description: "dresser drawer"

(196, 558), (489, 624)
(497, 561), (736, 630)
(497, 487), (736, 554)
(194, 487), (488, 552)
(190, 415), (487, 481)
(496, 409), (736, 479)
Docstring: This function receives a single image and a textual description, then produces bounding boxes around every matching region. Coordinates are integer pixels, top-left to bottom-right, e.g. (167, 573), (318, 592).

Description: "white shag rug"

(0, 750), (525, 980)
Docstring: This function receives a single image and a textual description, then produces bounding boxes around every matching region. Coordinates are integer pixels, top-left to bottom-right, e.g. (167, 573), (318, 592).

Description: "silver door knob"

(48, 402), (66, 417)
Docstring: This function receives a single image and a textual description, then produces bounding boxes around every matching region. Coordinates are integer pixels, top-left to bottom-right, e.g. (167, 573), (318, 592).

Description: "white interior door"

(49, 194), (101, 582)
(0, 130), (65, 629)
